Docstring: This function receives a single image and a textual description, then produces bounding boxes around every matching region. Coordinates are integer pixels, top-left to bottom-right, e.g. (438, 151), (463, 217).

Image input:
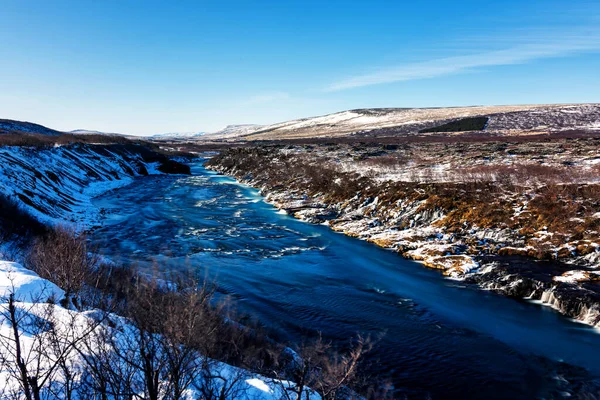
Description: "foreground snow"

(0, 261), (320, 399)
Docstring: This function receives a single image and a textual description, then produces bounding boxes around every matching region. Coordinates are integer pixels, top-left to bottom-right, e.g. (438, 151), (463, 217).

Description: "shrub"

(27, 226), (95, 304)
(360, 155), (407, 170)
(0, 193), (47, 243)
(419, 117), (488, 133)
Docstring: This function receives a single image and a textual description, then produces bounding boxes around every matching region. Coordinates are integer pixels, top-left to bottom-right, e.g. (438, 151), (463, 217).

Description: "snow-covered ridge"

(202, 124), (265, 140)
(197, 103), (600, 141)
(69, 129), (123, 136)
(149, 131), (207, 139)
(0, 144), (183, 226)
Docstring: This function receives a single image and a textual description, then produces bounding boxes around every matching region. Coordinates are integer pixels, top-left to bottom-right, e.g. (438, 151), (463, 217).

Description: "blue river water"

(91, 162), (600, 399)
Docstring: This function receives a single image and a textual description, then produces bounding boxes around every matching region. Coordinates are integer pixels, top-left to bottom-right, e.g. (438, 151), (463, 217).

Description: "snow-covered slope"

(0, 144), (184, 227)
(202, 124), (265, 140)
(149, 131), (207, 140)
(198, 103), (600, 141)
(149, 126), (265, 141)
(70, 129), (123, 136)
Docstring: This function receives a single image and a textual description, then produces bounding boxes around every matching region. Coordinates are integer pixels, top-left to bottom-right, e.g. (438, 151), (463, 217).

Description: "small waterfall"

(577, 305), (600, 327)
(540, 288), (563, 312)
(540, 288), (600, 327)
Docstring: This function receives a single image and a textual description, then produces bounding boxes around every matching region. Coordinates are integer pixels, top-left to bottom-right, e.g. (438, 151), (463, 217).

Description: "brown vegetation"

(26, 226), (95, 306)
(0, 132), (133, 148)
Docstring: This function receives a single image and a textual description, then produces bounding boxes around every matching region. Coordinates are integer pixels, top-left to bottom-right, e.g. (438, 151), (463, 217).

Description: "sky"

(0, 0), (599, 136)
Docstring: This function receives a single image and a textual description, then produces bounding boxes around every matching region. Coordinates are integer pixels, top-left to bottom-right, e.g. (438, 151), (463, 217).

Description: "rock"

(554, 270), (600, 284)
(367, 237), (397, 248)
(557, 247), (573, 258)
(158, 160), (191, 174)
(575, 241), (597, 256)
(497, 247), (529, 257)
(421, 255), (478, 277)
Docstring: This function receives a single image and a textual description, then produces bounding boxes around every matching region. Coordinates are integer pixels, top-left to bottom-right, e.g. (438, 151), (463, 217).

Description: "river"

(90, 161), (600, 399)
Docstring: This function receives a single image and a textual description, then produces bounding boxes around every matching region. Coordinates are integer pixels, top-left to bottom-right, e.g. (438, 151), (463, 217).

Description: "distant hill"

(149, 132), (207, 140)
(201, 124), (264, 140)
(195, 103), (600, 141)
(149, 125), (265, 141)
(70, 129), (124, 136)
(0, 119), (64, 136)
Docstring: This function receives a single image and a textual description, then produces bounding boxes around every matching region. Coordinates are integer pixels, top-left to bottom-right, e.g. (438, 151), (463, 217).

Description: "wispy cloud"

(325, 31), (600, 91)
(242, 91), (290, 105)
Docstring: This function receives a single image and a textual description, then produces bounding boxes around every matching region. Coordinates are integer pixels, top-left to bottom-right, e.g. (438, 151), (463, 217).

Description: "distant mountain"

(149, 132), (207, 140)
(149, 126), (266, 141)
(202, 124), (264, 140)
(0, 119), (63, 136)
(70, 129), (120, 135)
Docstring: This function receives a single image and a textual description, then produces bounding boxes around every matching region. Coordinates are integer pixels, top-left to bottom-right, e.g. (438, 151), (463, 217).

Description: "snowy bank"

(0, 261), (320, 399)
(0, 144), (189, 227)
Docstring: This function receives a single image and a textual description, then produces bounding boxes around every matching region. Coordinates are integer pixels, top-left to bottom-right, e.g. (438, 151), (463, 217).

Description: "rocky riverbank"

(205, 140), (600, 328)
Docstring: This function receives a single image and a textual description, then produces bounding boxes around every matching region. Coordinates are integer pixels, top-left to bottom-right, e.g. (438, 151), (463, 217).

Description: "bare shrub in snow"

(0, 278), (104, 400)
(76, 268), (255, 400)
(360, 155), (407, 171)
(26, 227), (95, 306)
(266, 334), (376, 400)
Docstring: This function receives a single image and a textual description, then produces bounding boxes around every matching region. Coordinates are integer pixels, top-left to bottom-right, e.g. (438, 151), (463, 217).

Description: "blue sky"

(0, 0), (599, 135)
